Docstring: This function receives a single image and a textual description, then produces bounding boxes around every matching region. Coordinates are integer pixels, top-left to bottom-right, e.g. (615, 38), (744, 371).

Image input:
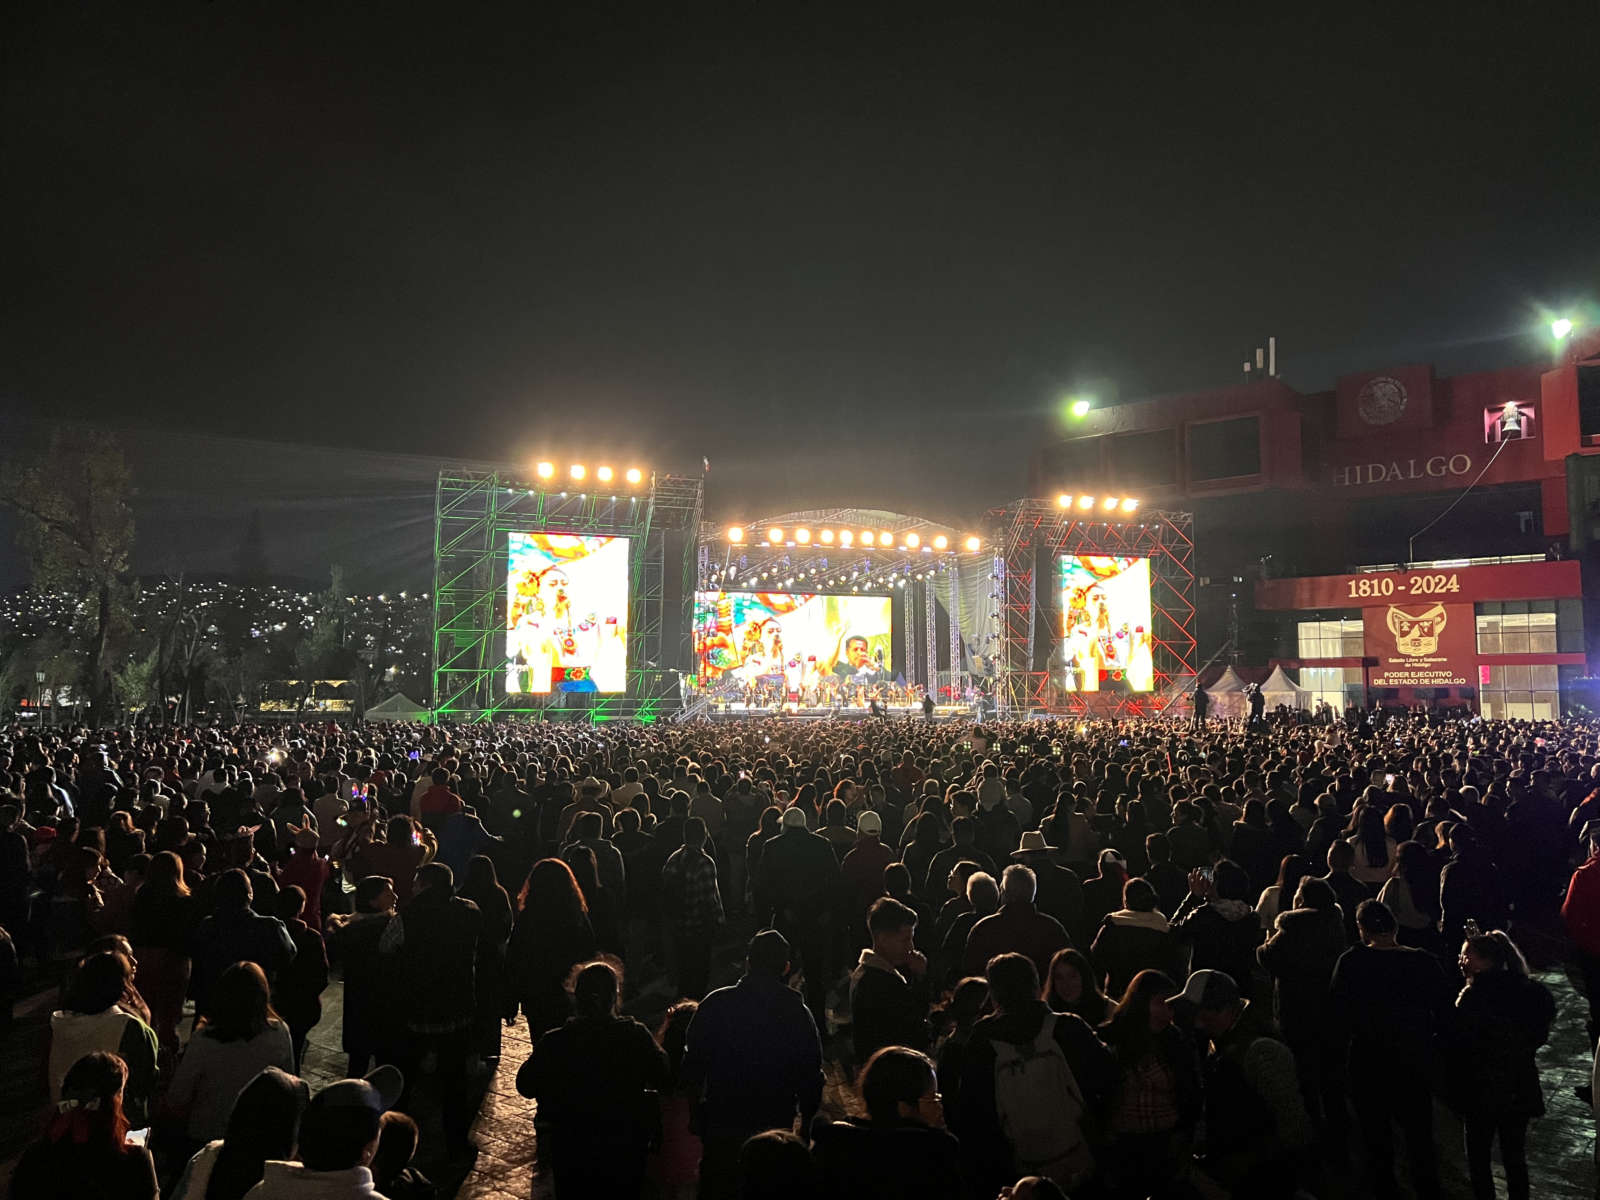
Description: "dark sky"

(4, 6), (1599, 584)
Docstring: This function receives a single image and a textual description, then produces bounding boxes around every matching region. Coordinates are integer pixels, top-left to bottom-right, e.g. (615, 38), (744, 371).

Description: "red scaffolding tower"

(987, 501), (1196, 716)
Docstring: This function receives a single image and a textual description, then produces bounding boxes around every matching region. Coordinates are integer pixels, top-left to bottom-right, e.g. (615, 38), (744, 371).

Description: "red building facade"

(1031, 331), (1600, 713)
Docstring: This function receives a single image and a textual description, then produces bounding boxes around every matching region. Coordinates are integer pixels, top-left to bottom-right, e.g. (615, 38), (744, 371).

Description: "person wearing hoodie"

(517, 959), (670, 1199)
(849, 896), (931, 1063)
(1171, 859), (1263, 999)
(1090, 877), (1183, 999)
(811, 1046), (972, 1200)
(47, 951), (160, 1127)
(1447, 930), (1556, 1200)
(1256, 876), (1349, 1153)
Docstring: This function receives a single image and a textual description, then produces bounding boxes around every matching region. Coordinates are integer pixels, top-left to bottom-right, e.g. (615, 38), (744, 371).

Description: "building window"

(1476, 602), (1557, 654)
(1040, 438), (1102, 486)
(1297, 618), (1364, 659)
(1299, 666), (1365, 712)
(1478, 663), (1560, 719)
(1296, 619), (1364, 711)
(1188, 416), (1262, 482)
(1104, 429), (1177, 488)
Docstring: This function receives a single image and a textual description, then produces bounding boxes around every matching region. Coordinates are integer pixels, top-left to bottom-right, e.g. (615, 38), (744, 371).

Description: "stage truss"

(695, 508), (987, 701)
(987, 502), (1196, 717)
(432, 467), (703, 722)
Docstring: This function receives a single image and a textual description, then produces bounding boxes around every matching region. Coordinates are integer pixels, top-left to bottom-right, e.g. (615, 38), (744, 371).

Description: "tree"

(0, 428), (135, 722)
(112, 649), (159, 719)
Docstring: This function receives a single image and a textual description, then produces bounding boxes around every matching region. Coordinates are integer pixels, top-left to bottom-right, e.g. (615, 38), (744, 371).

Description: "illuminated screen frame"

(692, 590), (894, 690)
(1058, 555), (1154, 693)
(505, 532), (630, 695)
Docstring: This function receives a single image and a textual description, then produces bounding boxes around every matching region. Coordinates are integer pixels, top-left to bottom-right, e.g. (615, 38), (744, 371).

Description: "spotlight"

(1069, 397), (1093, 418)
(1057, 494), (1071, 507)
(625, 467), (644, 485)
(839, 530), (854, 547)
(819, 529), (834, 544)
(1121, 498), (1139, 513)
(1076, 495), (1094, 510)
(1102, 496), (1118, 511)
(795, 528), (811, 544)
(569, 464), (586, 481)
(932, 534), (948, 550)
(535, 461), (555, 479)
(879, 530), (893, 545)
(1553, 317), (1575, 340)
(728, 526), (744, 543)
(861, 532), (876, 546)
(767, 527), (784, 543)
(596, 466), (614, 483)
(904, 532), (920, 549)
(964, 536), (981, 552)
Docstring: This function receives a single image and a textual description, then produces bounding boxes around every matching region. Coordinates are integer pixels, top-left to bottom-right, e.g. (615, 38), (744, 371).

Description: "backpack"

(991, 1012), (1092, 1179)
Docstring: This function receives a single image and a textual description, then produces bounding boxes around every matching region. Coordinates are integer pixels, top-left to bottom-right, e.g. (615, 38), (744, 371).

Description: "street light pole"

(34, 671), (45, 726)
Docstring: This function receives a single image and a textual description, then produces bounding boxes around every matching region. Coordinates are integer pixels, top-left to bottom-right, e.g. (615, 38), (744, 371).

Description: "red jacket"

(1563, 856), (1600, 956)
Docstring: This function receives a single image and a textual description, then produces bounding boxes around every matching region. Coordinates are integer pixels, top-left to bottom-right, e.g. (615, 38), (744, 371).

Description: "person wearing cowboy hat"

(1010, 830), (1086, 947)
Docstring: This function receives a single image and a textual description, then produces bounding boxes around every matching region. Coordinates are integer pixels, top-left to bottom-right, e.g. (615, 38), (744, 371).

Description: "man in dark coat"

(191, 868), (296, 1017)
(381, 860), (482, 1158)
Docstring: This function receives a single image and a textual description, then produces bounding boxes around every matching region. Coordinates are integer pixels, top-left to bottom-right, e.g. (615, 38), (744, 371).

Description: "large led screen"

(1059, 555), (1154, 692)
(694, 591), (893, 690)
(506, 533), (629, 694)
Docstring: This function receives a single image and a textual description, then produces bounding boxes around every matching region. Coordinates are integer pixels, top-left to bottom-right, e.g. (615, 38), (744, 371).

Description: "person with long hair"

(1377, 841), (1441, 951)
(1254, 853), (1313, 932)
(48, 950), (159, 1127)
(516, 959), (669, 1199)
(563, 842), (625, 957)
(1448, 930), (1556, 1200)
(1348, 805), (1398, 890)
(11, 1051), (158, 1200)
(169, 1066), (309, 1200)
(1095, 969), (1202, 1199)
(509, 858), (596, 1041)
(163, 961), (295, 1149)
(1041, 947), (1109, 1026)
(457, 854), (514, 1062)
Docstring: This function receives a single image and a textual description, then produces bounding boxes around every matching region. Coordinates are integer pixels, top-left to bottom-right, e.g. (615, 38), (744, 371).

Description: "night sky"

(4, 6), (1599, 584)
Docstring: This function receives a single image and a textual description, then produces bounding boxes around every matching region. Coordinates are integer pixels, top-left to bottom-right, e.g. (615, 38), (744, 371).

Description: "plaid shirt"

(661, 845), (724, 934)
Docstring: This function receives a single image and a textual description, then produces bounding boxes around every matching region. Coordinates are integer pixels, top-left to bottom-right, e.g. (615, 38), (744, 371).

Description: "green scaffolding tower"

(431, 467), (704, 723)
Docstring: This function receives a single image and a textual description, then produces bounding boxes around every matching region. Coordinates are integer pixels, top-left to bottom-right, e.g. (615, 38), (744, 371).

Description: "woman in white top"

(1255, 853), (1315, 930)
(164, 961), (295, 1147)
(1375, 841), (1441, 950)
(1347, 807), (1399, 889)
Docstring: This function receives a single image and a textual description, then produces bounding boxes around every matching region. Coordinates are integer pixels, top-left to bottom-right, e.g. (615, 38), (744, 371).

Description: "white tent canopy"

(1204, 666), (1249, 718)
(1260, 665), (1311, 710)
(363, 693), (431, 722)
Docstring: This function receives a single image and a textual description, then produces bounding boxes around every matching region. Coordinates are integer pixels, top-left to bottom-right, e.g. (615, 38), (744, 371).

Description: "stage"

(697, 702), (975, 722)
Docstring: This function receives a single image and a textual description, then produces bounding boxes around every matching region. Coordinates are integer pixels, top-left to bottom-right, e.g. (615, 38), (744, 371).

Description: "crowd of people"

(0, 707), (1595, 1199)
